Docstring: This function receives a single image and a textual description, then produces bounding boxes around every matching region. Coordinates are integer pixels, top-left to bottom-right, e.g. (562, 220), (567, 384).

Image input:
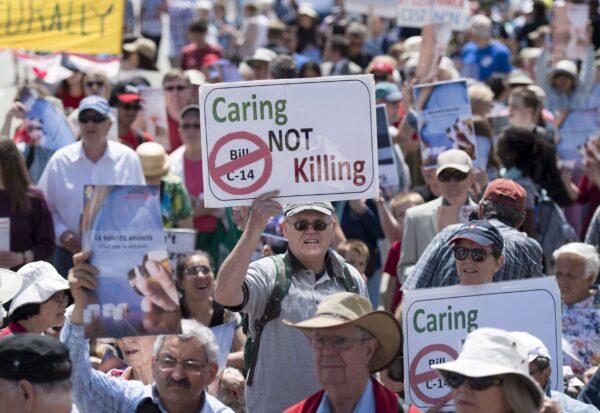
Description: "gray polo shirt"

(235, 252), (368, 413)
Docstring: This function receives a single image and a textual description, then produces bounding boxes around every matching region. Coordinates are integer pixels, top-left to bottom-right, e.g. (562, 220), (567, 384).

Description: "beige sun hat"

(283, 292), (401, 373)
(123, 37), (157, 60)
(432, 327), (544, 408)
(136, 142), (170, 179)
(436, 148), (473, 176)
(550, 60), (578, 80)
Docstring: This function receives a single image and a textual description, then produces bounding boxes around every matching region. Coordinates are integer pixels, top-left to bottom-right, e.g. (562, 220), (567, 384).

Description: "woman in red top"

(55, 70), (84, 112)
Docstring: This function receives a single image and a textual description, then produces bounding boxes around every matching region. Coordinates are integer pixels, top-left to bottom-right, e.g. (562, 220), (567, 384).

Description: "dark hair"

(498, 126), (553, 182)
(270, 55), (297, 79)
(175, 251), (214, 319)
(7, 303), (41, 324)
(533, 0), (547, 19)
(0, 140), (32, 213)
(511, 87), (541, 115)
(188, 19), (208, 34)
(485, 74), (508, 100)
(299, 61), (321, 78)
(138, 53), (157, 71)
(330, 35), (349, 58)
(480, 199), (526, 228)
(473, 115), (500, 171)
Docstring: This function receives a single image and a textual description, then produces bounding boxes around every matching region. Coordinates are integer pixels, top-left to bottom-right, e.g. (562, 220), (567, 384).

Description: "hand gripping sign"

(200, 76), (379, 207)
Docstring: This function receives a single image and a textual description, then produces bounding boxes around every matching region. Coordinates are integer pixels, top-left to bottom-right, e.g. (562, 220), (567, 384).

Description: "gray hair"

(553, 242), (600, 278)
(153, 319), (219, 365)
(502, 374), (541, 412)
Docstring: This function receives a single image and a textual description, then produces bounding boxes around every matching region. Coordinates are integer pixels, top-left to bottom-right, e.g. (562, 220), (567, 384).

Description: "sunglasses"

(85, 81), (105, 88)
(79, 112), (107, 124)
(122, 104), (141, 111)
(442, 371), (503, 391)
(183, 264), (212, 277)
(181, 123), (200, 130)
(164, 85), (188, 92)
(287, 219), (331, 232)
(49, 291), (69, 304)
(438, 170), (469, 182)
(453, 246), (493, 263)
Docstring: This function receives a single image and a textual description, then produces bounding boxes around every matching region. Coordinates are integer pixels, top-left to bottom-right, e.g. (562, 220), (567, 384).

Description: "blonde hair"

(502, 374), (541, 413)
(390, 192), (424, 213)
(337, 239), (369, 261)
(82, 70), (111, 100)
(469, 83), (494, 116)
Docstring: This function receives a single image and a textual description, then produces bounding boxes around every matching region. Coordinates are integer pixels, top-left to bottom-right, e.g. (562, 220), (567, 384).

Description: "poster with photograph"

(82, 185), (182, 339)
(413, 79), (476, 167)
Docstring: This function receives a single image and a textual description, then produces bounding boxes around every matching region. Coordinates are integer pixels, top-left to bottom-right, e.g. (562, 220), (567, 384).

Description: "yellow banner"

(0, 0), (124, 55)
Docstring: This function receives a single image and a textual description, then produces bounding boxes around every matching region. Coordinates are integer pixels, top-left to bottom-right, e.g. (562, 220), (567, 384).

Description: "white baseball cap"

(8, 262), (69, 317)
(511, 331), (551, 362)
(436, 148), (473, 176)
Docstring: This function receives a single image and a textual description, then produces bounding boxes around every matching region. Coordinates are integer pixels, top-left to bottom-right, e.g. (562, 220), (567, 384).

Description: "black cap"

(0, 334), (71, 382)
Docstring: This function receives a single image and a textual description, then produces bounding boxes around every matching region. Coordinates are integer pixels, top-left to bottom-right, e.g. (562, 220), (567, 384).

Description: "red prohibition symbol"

(409, 343), (459, 406)
(208, 131), (272, 195)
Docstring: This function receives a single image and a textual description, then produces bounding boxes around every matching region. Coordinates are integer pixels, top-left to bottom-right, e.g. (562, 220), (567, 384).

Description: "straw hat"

(136, 142), (170, 179)
(283, 292), (401, 373)
(8, 262), (69, 317)
(0, 269), (23, 321)
(432, 327), (543, 408)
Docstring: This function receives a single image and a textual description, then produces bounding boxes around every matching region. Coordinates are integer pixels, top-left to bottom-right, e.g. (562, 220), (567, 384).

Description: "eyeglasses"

(442, 371), (503, 391)
(453, 246), (493, 263)
(79, 112), (107, 124)
(49, 291), (69, 304)
(181, 123), (200, 130)
(164, 85), (188, 92)
(310, 335), (369, 351)
(183, 264), (212, 277)
(85, 81), (105, 88)
(122, 103), (141, 111)
(156, 355), (208, 374)
(438, 170), (469, 182)
(287, 219), (331, 232)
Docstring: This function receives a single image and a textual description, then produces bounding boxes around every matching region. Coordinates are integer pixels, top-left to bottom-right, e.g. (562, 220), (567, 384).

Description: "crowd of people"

(1, 0), (600, 412)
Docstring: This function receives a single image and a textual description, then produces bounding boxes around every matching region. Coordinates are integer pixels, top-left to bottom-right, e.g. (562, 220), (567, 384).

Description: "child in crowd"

(336, 239), (369, 283)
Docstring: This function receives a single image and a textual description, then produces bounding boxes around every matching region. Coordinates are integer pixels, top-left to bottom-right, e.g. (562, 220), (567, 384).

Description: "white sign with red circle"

(200, 76), (378, 207)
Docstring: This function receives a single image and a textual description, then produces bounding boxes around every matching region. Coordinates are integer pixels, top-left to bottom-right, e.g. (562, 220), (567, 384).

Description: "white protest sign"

(397, 0), (469, 30)
(0, 218), (9, 251)
(345, 0), (397, 18)
(402, 277), (563, 411)
(200, 76), (378, 207)
(211, 320), (237, 375)
(163, 228), (197, 272)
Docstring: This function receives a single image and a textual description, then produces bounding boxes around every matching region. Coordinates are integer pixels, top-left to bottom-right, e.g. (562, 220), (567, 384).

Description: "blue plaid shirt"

(402, 219), (544, 289)
(60, 319), (233, 413)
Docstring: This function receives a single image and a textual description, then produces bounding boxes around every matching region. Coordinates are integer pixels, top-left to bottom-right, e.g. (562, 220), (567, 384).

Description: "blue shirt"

(316, 380), (375, 413)
(460, 41), (512, 81)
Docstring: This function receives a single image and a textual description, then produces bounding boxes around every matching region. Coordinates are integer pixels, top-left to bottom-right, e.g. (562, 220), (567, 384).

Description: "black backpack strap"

(245, 253), (292, 386)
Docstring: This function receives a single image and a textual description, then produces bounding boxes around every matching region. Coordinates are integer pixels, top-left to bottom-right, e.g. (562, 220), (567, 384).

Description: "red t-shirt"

(184, 157), (217, 233)
(167, 115), (183, 153)
(119, 130), (154, 150)
(383, 241), (403, 313)
(0, 321), (28, 338)
(60, 93), (84, 111)
(180, 42), (223, 71)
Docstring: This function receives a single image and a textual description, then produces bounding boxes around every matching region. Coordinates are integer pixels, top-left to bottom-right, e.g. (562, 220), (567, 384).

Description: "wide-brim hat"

(245, 48), (277, 65)
(136, 142), (170, 178)
(0, 269), (22, 321)
(283, 292), (401, 373)
(432, 327), (543, 409)
(8, 262), (69, 317)
(550, 60), (578, 80)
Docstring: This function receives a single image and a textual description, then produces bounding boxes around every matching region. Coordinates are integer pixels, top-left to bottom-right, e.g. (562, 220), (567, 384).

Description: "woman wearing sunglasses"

(449, 220), (505, 286)
(175, 251), (245, 370)
(432, 327), (544, 413)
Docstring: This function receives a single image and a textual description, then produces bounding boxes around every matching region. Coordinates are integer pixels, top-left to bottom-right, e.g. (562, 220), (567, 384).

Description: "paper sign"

(397, 0), (469, 31)
(0, 0), (124, 55)
(414, 79), (476, 167)
(163, 228), (197, 273)
(345, 0), (397, 18)
(140, 88), (168, 146)
(200, 76), (379, 207)
(0, 218), (9, 251)
(81, 185), (182, 339)
(211, 320), (237, 375)
(566, 4), (589, 60)
(402, 277), (563, 411)
(557, 110), (599, 166)
(376, 105), (400, 189)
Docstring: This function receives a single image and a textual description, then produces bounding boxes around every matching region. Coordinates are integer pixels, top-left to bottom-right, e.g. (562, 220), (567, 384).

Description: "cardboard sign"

(163, 228), (197, 273)
(0, 218), (9, 251)
(402, 277), (563, 411)
(345, 0), (397, 18)
(397, 0), (469, 31)
(376, 105), (400, 189)
(413, 79), (476, 167)
(200, 76), (379, 207)
(0, 0), (124, 55)
(557, 110), (599, 167)
(81, 185), (182, 339)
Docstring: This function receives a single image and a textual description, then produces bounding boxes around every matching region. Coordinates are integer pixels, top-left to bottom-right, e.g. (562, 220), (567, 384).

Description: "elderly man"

(553, 243), (600, 376)
(512, 331), (599, 413)
(38, 95), (145, 277)
(61, 253), (232, 413)
(283, 292), (402, 412)
(404, 179), (543, 289)
(215, 196), (368, 412)
(0, 334), (73, 413)
(398, 149), (478, 282)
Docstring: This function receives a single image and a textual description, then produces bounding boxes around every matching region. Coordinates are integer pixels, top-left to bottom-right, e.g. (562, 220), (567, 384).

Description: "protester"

(579, 367), (600, 409)
(1, 262), (69, 337)
(162, 69), (194, 152)
(0, 334), (74, 413)
(180, 20), (223, 71)
(38, 95), (145, 276)
(0, 268), (22, 323)
(122, 37), (158, 71)
(107, 335), (156, 384)
(321, 36), (362, 76)
(433, 327), (543, 413)
(245, 47), (277, 80)
(282, 292), (404, 412)
(553, 242), (600, 376)
(110, 82), (154, 149)
(215, 196), (368, 412)
(404, 179), (544, 289)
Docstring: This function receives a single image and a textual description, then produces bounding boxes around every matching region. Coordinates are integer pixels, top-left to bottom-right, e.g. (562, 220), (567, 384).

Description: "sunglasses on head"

(453, 246), (493, 263)
(438, 169), (468, 182)
(85, 81), (105, 88)
(164, 85), (188, 92)
(442, 371), (503, 391)
(181, 123), (200, 130)
(287, 219), (331, 232)
(183, 264), (212, 277)
(79, 112), (107, 124)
